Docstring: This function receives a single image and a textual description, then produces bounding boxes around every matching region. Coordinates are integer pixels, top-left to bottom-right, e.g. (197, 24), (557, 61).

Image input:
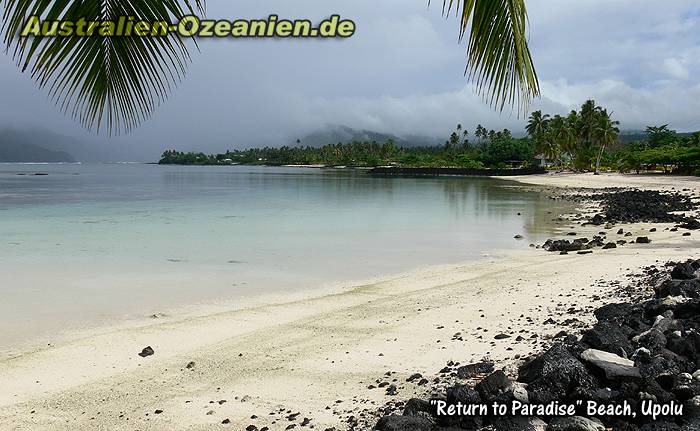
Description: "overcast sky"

(1, 0), (699, 160)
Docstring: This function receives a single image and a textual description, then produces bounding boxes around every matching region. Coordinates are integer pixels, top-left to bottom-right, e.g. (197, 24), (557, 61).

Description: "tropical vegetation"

(161, 99), (700, 175)
(159, 124), (537, 168)
(525, 100), (620, 173)
(525, 100), (700, 175)
(614, 126), (700, 175)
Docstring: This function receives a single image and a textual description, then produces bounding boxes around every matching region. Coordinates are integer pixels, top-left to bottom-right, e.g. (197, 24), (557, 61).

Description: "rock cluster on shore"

(374, 259), (700, 430)
(587, 190), (697, 226)
(537, 189), (698, 255)
(569, 189), (699, 229)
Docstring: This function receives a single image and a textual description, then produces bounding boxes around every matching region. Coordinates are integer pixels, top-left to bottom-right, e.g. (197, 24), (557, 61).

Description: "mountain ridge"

(0, 129), (76, 163)
(297, 125), (442, 148)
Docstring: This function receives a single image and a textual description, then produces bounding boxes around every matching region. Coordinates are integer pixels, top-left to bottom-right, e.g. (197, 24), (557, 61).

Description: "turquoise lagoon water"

(0, 164), (568, 349)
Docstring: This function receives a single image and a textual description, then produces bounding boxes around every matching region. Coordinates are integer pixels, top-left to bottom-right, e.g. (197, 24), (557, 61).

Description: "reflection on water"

(440, 179), (567, 237)
(0, 164), (570, 349)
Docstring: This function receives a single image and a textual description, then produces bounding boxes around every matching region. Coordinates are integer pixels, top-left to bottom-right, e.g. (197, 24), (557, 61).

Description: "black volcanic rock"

(518, 343), (592, 386)
(456, 361), (494, 379)
(475, 370), (511, 402)
(671, 262), (698, 280)
(655, 279), (700, 299)
(543, 239), (585, 252)
(402, 398), (434, 417)
(138, 346), (154, 357)
(375, 415), (433, 431)
(548, 416), (605, 431)
(443, 385), (483, 429)
(594, 303), (639, 324)
(519, 344), (598, 405)
(589, 190), (695, 224)
(374, 256), (700, 431)
(490, 416), (548, 431)
(678, 219), (700, 230)
(582, 322), (634, 357)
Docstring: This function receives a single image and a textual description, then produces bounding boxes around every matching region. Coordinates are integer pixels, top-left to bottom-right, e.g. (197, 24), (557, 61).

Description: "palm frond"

(438, 0), (539, 114)
(1, 0), (205, 135)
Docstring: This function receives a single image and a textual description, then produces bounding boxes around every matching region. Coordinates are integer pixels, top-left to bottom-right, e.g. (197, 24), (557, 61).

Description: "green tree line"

(159, 127), (537, 169)
(161, 99), (700, 175)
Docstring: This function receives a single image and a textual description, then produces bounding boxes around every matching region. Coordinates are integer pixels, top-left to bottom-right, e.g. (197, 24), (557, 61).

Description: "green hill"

(0, 129), (76, 162)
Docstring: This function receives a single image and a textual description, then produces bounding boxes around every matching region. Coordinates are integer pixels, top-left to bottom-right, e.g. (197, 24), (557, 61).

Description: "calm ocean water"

(0, 163), (568, 350)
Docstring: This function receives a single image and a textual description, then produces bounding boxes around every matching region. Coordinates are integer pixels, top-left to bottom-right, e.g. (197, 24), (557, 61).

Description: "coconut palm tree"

(461, 129), (470, 149)
(571, 100), (603, 170)
(548, 114), (574, 166)
(475, 124), (488, 145)
(593, 109), (619, 174)
(2, 0), (538, 134)
(578, 100), (600, 145)
(535, 129), (558, 166)
(526, 110), (550, 139)
(564, 110), (581, 157)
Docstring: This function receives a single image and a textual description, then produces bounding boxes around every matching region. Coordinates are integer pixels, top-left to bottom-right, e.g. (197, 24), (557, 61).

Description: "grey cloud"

(0, 0), (698, 161)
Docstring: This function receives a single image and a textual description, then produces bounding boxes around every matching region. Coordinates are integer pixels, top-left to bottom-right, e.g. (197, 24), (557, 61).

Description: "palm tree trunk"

(594, 144), (605, 174)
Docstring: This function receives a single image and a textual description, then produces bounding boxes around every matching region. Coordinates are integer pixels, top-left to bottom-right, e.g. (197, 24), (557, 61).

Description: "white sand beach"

(1, 173), (699, 431)
(497, 172), (700, 190)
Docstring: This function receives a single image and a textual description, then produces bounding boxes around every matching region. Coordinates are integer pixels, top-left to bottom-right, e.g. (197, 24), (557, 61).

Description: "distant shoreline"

(155, 162), (700, 180)
(156, 162), (547, 176)
(369, 166), (545, 176)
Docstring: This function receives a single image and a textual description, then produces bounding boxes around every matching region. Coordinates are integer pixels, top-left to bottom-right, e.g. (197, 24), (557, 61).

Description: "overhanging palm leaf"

(2, 1), (539, 134)
(439, 0), (539, 114)
(1, 0), (204, 135)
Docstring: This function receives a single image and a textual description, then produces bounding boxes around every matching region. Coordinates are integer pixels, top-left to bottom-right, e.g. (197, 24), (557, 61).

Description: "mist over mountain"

(0, 129), (76, 162)
(298, 125), (442, 148)
(0, 128), (133, 162)
(3, 125), (673, 164)
(0, 141), (74, 163)
(617, 130), (695, 145)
